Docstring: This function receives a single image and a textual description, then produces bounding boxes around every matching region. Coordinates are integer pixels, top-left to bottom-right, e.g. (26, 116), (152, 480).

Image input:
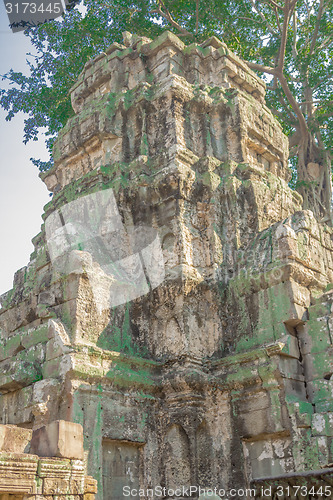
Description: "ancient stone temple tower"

(1, 31), (333, 498)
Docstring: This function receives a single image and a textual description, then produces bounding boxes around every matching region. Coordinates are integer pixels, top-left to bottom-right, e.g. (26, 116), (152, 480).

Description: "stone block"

(287, 401), (312, 428)
(38, 290), (56, 306)
(0, 424), (32, 453)
(308, 302), (329, 320)
(21, 324), (49, 349)
(0, 344), (45, 393)
(311, 411), (333, 437)
(0, 452), (38, 494)
(298, 400), (314, 415)
(311, 413), (326, 436)
(84, 477), (98, 494)
(30, 421), (84, 459)
(315, 399), (333, 413)
(2, 334), (22, 360)
(241, 408), (272, 437)
(311, 435), (329, 466)
(309, 350), (333, 379)
(326, 412), (333, 436)
(307, 380), (333, 403)
(278, 357), (304, 380)
(35, 244), (51, 271)
(0, 339), (4, 361)
(283, 378), (307, 401)
(305, 320), (332, 353)
(297, 330), (313, 355)
(42, 477), (71, 495)
(250, 457), (284, 479)
(32, 379), (60, 405)
(312, 348), (333, 380)
(292, 429), (314, 470)
(44, 321), (72, 362)
(45, 337), (72, 361)
(0, 385), (34, 426)
(69, 477), (85, 494)
(234, 391), (270, 414)
(279, 334), (300, 359)
(42, 354), (73, 379)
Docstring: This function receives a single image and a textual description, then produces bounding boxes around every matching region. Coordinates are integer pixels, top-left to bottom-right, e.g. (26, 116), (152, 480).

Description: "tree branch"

(277, 0), (294, 73)
(315, 111), (333, 120)
(308, 0), (325, 58)
(313, 75), (333, 90)
(276, 88), (298, 122)
(248, 0), (279, 36)
(150, 1), (194, 38)
(247, 61), (276, 74)
(274, 6), (282, 33)
(292, 11), (298, 58)
(289, 130), (302, 149)
(261, 0), (283, 10)
(238, 16), (265, 23)
(270, 105), (297, 124)
(279, 73), (309, 138)
(314, 33), (333, 54)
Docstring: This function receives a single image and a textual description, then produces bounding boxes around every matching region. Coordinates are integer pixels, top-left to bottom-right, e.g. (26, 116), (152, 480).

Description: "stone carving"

(1, 31), (333, 498)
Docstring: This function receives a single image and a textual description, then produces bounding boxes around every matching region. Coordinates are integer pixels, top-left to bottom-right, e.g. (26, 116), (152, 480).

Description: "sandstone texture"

(1, 31), (333, 499)
(0, 421), (97, 498)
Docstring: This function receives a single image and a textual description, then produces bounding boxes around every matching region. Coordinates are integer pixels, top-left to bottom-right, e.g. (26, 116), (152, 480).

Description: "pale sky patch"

(0, 2), (50, 296)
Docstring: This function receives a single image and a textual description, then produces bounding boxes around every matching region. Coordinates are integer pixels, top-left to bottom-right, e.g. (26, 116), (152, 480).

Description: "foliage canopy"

(1, 0), (332, 219)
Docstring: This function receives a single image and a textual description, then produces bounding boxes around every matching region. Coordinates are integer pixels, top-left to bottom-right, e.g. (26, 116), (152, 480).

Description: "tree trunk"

(296, 133), (333, 225)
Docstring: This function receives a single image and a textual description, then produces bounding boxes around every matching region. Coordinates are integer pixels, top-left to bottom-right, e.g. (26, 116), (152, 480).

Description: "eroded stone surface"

(30, 420), (84, 459)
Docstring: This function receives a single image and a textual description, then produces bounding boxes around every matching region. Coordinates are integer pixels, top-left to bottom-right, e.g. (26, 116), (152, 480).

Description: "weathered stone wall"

(1, 31), (333, 499)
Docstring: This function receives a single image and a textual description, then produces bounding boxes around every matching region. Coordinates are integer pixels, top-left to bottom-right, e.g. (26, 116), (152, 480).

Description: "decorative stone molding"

(0, 423), (96, 499)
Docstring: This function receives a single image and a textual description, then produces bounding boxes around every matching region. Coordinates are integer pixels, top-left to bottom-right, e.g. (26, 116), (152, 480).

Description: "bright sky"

(0, 2), (50, 296)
